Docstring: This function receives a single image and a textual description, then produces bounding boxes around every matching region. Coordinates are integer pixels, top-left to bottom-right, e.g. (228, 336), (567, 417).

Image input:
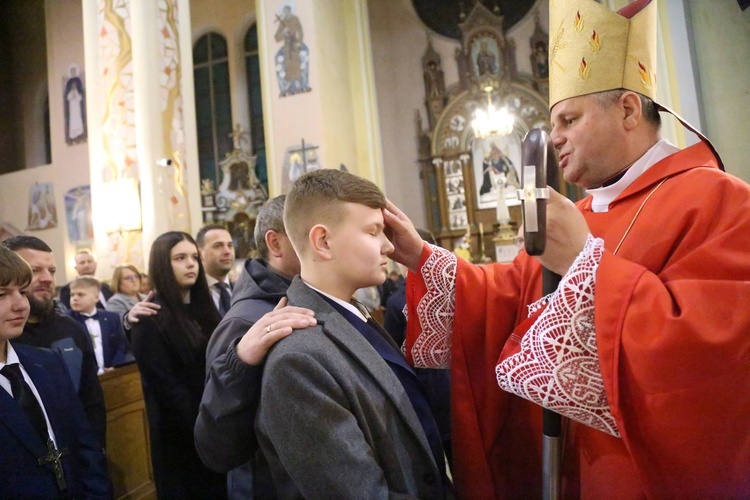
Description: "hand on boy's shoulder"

(236, 297), (316, 366)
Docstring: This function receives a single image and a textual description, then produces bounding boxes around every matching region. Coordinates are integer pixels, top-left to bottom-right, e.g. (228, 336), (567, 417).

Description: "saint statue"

(64, 66), (87, 144)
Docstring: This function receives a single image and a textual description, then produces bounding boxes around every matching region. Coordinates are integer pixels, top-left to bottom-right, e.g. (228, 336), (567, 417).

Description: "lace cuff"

(495, 235), (620, 437)
(410, 244), (457, 368)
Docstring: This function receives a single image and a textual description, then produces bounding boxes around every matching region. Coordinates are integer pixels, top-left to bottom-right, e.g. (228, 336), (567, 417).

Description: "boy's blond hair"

(284, 169), (386, 253)
(70, 276), (101, 291)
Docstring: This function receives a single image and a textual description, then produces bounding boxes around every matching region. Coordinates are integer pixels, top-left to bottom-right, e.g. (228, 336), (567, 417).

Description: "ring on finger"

(265, 325), (272, 334)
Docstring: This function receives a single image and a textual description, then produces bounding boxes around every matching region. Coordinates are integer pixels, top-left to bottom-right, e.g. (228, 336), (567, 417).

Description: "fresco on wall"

(274, 3), (311, 97)
(63, 64), (87, 145)
(27, 183), (58, 231)
(64, 185), (94, 244)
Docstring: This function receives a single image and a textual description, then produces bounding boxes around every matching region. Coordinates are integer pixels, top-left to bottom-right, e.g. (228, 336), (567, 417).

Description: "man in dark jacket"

(195, 195), (315, 498)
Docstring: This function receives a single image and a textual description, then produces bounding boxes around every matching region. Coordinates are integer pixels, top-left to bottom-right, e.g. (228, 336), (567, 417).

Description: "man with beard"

(2, 236), (106, 450)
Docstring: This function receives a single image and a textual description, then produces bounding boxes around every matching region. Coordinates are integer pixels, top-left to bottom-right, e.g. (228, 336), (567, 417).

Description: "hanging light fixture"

(471, 85), (515, 138)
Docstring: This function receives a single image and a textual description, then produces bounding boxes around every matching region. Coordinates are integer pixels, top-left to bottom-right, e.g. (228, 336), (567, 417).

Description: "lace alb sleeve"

(410, 244), (457, 369)
(495, 235), (620, 437)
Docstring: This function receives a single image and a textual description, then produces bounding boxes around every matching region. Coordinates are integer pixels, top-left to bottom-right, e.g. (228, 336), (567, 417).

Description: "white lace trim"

(495, 235), (620, 437)
(410, 244), (456, 368)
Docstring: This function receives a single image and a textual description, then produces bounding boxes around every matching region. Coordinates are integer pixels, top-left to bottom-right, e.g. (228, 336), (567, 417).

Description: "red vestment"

(405, 141), (750, 498)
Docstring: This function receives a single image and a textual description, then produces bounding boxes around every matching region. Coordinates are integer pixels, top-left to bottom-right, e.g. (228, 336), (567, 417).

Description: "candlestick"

(496, 181), (510, 223)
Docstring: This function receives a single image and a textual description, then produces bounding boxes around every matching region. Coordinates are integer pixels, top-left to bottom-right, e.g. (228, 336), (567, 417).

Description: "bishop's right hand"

(383, 199), (423, 272)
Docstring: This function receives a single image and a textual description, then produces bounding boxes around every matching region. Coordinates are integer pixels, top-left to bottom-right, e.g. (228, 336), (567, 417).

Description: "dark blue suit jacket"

(0, 343), (110, 498)
(69, 310), (132, 369)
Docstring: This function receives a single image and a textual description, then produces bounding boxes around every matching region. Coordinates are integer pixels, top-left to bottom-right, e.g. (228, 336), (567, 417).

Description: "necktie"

(217, 282), (231, 317)
(2, 364), (49, 444)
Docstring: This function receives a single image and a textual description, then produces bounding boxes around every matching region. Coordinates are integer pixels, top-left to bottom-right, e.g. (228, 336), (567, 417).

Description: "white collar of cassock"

(303, 280), (368, 323)
(587, 139), (680, 213)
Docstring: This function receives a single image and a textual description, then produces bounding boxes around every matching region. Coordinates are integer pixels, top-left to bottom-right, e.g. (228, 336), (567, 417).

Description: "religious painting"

(274, 3), (311, 97)
(64, 185), (94, 244)
(27, 183), (58, 231)
(63, 64), (87, 145)
(470, 35), (502, 79)
(281, 140), (320, 192)
(472, 133), (522, 210)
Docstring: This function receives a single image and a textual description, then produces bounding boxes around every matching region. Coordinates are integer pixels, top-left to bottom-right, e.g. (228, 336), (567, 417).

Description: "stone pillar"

(82, 0), (200, 272)
(255, 0), (383, 194)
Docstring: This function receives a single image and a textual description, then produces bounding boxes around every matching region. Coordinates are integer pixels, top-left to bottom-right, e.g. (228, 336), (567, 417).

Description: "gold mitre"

(548, 0), (658, 109)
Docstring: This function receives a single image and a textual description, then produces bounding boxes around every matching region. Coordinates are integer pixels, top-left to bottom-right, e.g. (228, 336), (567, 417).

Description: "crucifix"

(289, 139), (319, 171)
(37, 438), (69, 491)
(229, 124), (251, 151)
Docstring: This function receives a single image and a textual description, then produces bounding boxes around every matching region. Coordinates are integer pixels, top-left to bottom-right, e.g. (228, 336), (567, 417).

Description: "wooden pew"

(100, 363), (155, 499)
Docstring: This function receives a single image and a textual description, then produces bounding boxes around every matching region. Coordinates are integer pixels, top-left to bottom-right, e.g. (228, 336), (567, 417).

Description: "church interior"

(0, 0), (748, 496)
(0, 0), (747, 277)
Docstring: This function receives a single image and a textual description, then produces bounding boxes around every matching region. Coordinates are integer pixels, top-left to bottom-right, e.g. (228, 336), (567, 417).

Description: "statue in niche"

(64, 65), (87, 145)
(532, 41), (549, 79)
(424, 60), (445, 97)
(274, 4), (311, 97)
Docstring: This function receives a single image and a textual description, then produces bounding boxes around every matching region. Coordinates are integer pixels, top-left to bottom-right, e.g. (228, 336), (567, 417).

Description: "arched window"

(193, 32), (233, 188)
(244, 24), (267, 189)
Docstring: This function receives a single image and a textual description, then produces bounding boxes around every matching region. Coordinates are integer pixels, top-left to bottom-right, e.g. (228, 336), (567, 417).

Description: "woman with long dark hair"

(130, 232), (226, 499)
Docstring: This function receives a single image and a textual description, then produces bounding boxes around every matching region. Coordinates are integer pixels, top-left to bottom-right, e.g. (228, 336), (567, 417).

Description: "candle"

(496, 181), (510, 223)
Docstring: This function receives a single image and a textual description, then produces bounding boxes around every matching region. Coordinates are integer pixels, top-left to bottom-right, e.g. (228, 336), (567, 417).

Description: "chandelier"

(471, 86), (515, 138)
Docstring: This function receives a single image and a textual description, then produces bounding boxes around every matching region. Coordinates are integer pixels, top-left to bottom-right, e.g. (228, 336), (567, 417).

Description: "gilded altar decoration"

(201, 124), (267, 254)
(415, 1), (556, 256)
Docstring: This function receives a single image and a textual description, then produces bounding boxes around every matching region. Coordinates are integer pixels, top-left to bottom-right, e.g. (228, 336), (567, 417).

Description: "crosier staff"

(518, 128), (562, 500)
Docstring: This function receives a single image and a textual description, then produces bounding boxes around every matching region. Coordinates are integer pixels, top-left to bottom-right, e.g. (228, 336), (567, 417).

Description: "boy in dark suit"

(255, 169), (450, 498)
(0, 245), (110, 497)
(68, 276), (131, 373)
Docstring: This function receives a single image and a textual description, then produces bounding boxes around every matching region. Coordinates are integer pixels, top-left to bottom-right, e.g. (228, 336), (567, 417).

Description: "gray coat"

(256, 278), (444, 499)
